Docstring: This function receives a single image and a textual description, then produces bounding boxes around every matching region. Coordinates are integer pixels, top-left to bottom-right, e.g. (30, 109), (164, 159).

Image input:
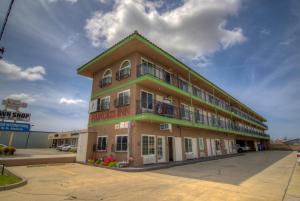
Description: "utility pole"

(0, 0), (15, 59)
(0, 0), (15, 41)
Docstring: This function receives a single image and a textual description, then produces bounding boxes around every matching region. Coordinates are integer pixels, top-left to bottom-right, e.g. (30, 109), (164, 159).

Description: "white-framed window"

(115, 135), (128, 152)
(184, 138), (193, 153)
(140, 90), (154, 111)
(101, 69), (112, 87)
(180, 103), (190, 120)
(117, 89), (130, 107)
(118, 60), (131, 80)
(100, 96), (110, 111)
(97, 136), (107, 151)
(142, 135), (155, 155)
(198, 138), (205, 151)
(178, 77), (189, 92)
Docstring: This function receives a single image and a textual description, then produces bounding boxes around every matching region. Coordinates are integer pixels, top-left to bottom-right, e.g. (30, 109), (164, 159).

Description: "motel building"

(76, 31), (270, 166)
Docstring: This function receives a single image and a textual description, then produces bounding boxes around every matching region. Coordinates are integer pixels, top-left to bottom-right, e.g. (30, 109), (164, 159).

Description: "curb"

(0, 168), (27, 191)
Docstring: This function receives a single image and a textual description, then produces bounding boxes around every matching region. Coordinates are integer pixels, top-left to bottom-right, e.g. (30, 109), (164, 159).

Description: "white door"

(224, 140), (229, 154)
(206, 138), (212, 156)
(142, 135), (156, 164)
(175, 137), (183, 161)
(76, 132), (88, 163)
(157, 136), (165, 163)
(211, 139), (216, 156)
(228, 140), (233, 153)
(192, 138), (198, 158)
(254, 141), (259, 151)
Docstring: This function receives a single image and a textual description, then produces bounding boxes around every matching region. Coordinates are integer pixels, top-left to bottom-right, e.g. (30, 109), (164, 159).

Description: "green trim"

(88, 113), (269, 140)
(91, 75), (267, 130)
(77, 31), (266, 121)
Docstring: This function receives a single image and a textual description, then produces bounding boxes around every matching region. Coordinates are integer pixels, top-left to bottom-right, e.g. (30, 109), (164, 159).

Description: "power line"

(0, 0), (15, 41)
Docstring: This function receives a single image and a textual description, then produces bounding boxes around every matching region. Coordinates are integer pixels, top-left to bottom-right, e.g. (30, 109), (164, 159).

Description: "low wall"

(270, 143), (300, 151)
(0, 156), (76, 167)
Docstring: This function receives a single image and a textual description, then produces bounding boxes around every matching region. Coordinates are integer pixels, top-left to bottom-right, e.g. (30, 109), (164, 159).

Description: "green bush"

(108, 161), (117, 168)
(69, 148), (77, 153)
(8, 147), (16, 155)
(3, 147), (9, 155)
(87, 159), (95, 165)
(95, 160), (101, 165)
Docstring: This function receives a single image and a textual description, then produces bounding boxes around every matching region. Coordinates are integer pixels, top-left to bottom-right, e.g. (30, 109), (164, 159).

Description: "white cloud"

(85, 0), (246, 59)
(59, 97), (84, 105)
(0, 60), (46, 81)
(6, 93), (36, 103)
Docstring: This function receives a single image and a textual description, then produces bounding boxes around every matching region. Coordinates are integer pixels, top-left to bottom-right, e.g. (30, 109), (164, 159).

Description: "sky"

(0, 0), (299, 139)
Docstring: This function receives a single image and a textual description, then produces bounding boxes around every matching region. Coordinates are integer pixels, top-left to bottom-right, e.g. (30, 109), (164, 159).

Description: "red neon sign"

(89, 107), (130, 122)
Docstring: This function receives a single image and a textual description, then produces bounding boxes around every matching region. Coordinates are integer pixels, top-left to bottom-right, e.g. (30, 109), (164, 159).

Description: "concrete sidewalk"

(0, 151), (298, 201)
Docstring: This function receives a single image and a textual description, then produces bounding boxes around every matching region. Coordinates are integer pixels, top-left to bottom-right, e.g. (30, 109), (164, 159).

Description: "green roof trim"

(77, 31), (266, 121)
(88, 113), (269, 140)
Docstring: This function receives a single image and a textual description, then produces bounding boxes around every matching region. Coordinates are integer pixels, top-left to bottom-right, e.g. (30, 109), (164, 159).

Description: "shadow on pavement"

(153, 151), (292, 185)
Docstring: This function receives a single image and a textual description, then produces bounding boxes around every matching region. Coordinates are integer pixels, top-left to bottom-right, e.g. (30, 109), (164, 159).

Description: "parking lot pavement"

(1, 151), (298, 201)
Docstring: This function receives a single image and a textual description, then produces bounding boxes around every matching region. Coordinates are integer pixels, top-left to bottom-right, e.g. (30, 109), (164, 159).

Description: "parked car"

(236, 144), (251, 153)
(56, 144), (70, 151)
(61, 145), (77, 152)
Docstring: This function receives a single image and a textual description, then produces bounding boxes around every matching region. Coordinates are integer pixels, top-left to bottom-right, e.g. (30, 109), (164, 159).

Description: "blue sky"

(0, 0), (299, 139)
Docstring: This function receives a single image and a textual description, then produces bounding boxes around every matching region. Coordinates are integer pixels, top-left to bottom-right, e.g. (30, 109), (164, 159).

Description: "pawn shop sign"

(2, 98), (27, 110)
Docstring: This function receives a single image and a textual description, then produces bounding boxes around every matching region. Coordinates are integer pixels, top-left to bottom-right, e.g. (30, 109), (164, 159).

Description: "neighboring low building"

(48, 129), (86, 148)
(77, 31), (270, 166)
(0, 130), (53, 148)
(283, 138), (300, 145)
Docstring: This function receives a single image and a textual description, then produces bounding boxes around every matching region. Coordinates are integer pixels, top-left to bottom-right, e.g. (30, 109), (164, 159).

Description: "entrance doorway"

(168, 137), (174, 162)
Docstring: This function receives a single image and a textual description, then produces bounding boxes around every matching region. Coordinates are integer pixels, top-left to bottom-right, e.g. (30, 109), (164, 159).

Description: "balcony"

(99, 77), (112, 88)
(137, 64), (268, 130)
(136, 99), (269, 138)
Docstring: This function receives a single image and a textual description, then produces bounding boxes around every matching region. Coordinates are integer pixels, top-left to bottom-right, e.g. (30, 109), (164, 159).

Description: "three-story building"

(77, 31), (269, 166)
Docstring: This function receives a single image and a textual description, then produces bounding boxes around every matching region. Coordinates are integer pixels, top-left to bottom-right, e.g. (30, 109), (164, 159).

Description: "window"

(118, 60), (131, 80)
(178, 78), (189, 92)
(142, 135), (155, 155)
(184, 138), (193, 153)
(198, 138), (205, 151)
(100, 96), (110, 111)
(101, 69), (112, 87)
(97, 136), (107, 151)
(117, 89), (130, 107)
(116, 135), (128, 152)
(141, 91), (153, 111)
(180, 104), (190, 120)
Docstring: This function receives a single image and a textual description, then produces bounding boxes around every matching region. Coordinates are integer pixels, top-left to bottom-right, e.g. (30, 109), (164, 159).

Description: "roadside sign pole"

(8, 131), (14, 146)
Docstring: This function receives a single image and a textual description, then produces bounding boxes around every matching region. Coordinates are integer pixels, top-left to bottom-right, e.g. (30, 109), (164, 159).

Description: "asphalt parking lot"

(1, 151), (299, 201)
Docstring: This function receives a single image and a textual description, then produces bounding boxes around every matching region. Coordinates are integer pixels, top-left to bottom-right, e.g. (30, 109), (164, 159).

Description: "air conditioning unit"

(160, 123), (172, 131)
